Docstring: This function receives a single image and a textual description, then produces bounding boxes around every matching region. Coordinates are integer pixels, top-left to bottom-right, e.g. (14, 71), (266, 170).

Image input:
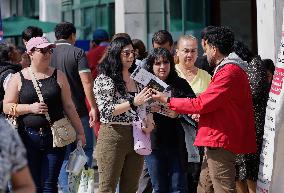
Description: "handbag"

(133, 105), (152, 155)
(6, 103), (18, 129)
(28, 67), (76, 147)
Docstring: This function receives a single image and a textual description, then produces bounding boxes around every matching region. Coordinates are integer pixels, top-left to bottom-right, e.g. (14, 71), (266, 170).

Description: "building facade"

(60, 0), (115, 40)
(1, 0), (39, 19)
(1, 0), (283, 61)
(117, 0), (257, 53)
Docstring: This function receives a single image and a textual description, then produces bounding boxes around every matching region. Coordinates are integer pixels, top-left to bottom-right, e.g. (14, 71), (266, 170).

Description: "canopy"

(2, 16), (57, 37)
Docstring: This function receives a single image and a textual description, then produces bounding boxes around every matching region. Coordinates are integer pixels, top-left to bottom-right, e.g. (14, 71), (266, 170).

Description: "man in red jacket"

(151, 26), (256, 193)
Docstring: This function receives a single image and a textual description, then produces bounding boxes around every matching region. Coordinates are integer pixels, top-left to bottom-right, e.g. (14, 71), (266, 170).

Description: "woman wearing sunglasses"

(3, 37), (86, 193)
(94, 37), (153, 193)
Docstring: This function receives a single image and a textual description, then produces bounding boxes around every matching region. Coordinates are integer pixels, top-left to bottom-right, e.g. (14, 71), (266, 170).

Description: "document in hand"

(130, 66), (169, 91)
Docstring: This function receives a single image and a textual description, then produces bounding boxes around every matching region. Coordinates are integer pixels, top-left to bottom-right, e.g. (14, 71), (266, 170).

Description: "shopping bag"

(67, 141), (88, 193)
(68, 172), (81, 193)
(133, 105), (152, 155)
(66, 141), (88, 175)
(77, 169), (95, 193)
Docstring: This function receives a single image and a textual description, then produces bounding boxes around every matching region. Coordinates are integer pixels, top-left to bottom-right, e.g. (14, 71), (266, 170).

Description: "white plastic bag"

(77, 169), (95, 193)
(66, 141), (88, 175)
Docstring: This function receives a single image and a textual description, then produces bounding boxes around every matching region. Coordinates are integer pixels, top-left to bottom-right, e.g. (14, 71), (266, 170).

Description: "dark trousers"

(137, 160), (153, 193)
(186, 162), (202, 193)
(20, 127), (66, 193)
(145, 148), (186, 193)
(186, 147), (203, 193)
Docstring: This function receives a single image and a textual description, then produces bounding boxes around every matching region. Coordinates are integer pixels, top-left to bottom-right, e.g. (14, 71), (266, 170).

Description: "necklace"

(178, 64), (198, 82)
(29, 67), (49, 87)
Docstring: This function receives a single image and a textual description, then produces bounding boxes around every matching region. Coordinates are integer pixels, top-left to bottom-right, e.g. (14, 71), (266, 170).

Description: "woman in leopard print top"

(94, 37), (152, 193)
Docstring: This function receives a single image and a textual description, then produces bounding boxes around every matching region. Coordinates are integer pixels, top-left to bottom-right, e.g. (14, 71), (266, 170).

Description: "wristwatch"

(128, 97), (137, 111)
(166, 97), (171, 103)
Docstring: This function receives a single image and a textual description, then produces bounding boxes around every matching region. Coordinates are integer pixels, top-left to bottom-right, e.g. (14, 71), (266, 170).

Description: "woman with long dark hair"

(144, 47), (195, 193)
(94, 37), (153, 193)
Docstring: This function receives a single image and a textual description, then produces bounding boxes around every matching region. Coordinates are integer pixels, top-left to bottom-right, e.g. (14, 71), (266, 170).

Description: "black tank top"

(19, 69), (64, 128)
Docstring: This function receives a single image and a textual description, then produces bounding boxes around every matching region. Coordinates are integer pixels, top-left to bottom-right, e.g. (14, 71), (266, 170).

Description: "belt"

(25, 126), (52, 135)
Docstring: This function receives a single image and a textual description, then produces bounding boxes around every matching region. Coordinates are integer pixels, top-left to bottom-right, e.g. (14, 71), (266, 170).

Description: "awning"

(2, 16), (57, 37)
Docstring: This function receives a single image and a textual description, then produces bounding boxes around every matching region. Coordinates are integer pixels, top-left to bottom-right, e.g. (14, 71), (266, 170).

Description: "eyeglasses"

(180, 48), (198, 55)
(34, 47), (54, 54)
(121, 50), (136, 57)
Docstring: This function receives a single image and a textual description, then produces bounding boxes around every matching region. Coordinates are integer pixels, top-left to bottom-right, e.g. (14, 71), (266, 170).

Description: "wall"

(39, 0), (61, 42)
(115, 0), (147, 45)
(257, 0), (284, 62)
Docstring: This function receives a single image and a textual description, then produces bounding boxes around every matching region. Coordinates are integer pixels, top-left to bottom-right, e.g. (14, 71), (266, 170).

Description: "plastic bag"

(77, 168), (95, 193)
(66, 141), (88, 175)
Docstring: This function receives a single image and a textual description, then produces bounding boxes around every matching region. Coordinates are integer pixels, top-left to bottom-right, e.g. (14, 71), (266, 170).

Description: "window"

(23, 0), (39, 18)
(63, 11), (73, 23)
(220, 0), (252, 49)
(83, 7), (94, 39)
(147, 0), (167, 47)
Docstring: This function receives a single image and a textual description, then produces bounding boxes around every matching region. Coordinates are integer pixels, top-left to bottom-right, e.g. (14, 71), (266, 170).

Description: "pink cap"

(26, 37), (55, 54)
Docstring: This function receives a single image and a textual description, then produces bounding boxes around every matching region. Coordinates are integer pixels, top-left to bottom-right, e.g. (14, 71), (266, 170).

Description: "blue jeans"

(145, 148), (186, 193)
(20, 127), (66, 193)
(58, 115), (95, 193)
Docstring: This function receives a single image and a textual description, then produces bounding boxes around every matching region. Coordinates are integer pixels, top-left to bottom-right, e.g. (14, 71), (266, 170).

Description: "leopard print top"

(94, 74), (139, 124)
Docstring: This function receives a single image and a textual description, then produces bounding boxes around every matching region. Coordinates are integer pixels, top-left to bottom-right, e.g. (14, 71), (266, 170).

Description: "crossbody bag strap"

(27, 67), (52, 123)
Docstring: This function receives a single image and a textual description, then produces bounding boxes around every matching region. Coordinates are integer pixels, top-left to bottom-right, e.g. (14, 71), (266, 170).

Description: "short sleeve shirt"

(50, 40), (91, 117)
(0, 116), (27, 193)
(176, 65), (211, 96)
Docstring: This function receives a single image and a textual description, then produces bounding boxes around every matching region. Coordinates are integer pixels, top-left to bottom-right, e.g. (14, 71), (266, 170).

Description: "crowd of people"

(0, 21), (276, 193)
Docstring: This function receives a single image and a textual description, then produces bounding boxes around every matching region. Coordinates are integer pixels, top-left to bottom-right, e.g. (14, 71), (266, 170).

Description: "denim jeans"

(20, 127), (66, 193)
(145, 148), (186, 193)
(58, 115), (95, 193)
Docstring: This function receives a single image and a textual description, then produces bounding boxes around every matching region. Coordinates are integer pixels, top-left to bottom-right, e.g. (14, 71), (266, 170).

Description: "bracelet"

(128, 98), (137, 111)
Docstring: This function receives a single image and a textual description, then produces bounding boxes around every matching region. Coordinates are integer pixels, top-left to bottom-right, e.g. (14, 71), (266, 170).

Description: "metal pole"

(182, 0), (185, 34)
(163, 0), (167, 30)
(146, 0), (149, 48)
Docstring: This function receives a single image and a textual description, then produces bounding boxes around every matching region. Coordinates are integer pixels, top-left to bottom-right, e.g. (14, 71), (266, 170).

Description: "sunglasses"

(34, 47), (54, 54)
(121, 50), (136, 57)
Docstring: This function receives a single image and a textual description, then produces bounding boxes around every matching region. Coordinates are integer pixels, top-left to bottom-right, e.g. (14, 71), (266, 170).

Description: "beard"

(207, 55), (217, 67)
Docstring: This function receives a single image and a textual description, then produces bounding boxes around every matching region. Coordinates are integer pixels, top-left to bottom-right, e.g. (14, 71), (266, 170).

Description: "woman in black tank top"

(3, 37), (86, 193)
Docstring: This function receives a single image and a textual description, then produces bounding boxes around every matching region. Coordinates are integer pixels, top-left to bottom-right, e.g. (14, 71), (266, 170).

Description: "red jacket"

(168, 64), (256, 154)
